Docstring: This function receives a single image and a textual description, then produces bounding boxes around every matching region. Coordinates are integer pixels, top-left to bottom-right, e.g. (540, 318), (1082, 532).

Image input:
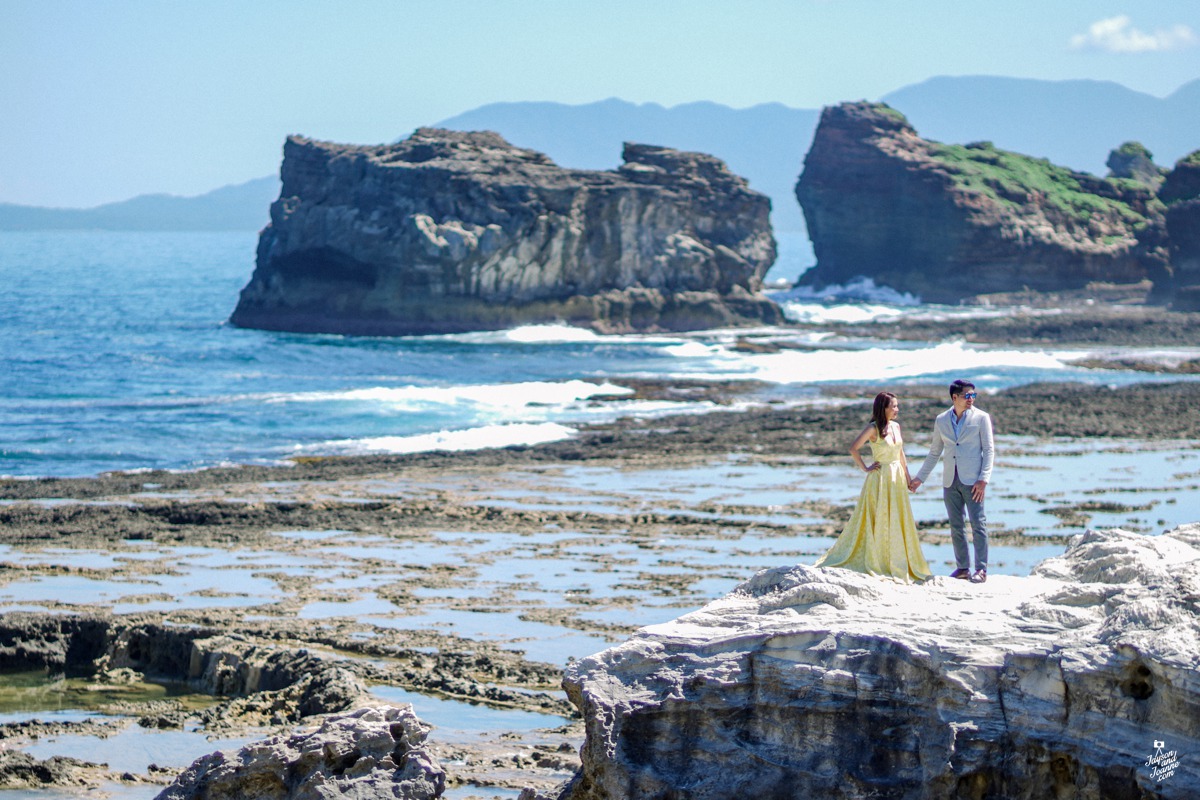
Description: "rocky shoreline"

(2, 315), (1200, 797)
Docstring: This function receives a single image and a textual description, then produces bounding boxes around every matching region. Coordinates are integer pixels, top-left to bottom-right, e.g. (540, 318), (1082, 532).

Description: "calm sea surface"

(1, 230), (1194, 478)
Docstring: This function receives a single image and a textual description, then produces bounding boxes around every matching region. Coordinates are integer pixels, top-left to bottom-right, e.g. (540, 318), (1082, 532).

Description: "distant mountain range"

(3, 76), (1197, 233)
(435, 98), (818, 234)
(437, 77), (1200, 233)
(881, 76), (1200, 178)
(0, 176), (278, 232)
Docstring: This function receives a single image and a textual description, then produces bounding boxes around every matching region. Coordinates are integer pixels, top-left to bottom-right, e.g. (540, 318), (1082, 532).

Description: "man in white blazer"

(909, 379), (994, 583)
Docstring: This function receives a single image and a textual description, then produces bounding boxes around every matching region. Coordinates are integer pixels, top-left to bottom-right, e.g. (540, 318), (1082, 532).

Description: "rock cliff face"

(795, 103), (1163, 302)
(1161, 151), (1200, 311)
(231, 130), (782, 335)
(561, 525), (1200, 799)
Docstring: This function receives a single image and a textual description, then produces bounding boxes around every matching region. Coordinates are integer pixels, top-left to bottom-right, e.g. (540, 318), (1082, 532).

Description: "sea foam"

(298, 421), (578, 456)
(264, 379), (633, 411)
(666, 340), (1072, 385)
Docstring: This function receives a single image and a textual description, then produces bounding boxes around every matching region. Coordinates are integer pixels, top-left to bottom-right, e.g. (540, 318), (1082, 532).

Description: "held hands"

(908, 478), (922, 492)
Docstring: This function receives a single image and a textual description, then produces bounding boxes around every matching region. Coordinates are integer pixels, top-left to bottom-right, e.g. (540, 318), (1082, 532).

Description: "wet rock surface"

(156, 705), (445, 800)
(562, 525), (1200, 799)
(231, 129), (782, 335)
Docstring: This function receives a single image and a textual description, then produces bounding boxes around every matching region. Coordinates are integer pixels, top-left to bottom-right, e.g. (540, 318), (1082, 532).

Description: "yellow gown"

(816, 428), (932, 582)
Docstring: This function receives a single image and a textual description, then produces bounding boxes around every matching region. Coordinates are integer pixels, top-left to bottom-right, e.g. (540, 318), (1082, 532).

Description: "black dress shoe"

(970, 569), (987, 584)
(950, 568), (971, 579)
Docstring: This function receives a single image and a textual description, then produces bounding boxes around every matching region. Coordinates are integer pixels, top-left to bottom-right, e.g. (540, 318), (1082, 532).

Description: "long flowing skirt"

(816, 461), (932, 582)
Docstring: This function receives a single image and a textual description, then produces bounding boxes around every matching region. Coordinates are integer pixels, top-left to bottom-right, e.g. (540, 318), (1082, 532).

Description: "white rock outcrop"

(562, 525), (1200, 799)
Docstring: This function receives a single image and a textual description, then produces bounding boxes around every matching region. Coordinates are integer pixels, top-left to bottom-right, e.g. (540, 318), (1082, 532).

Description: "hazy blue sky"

(4, 0), (1199, 208)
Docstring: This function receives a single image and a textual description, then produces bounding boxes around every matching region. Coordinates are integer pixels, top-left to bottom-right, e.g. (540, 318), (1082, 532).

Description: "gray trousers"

(944, 475), (987, 571)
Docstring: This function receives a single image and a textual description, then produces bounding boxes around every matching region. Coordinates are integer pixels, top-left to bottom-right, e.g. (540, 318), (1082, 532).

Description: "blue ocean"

(0, 229), (1188, 479)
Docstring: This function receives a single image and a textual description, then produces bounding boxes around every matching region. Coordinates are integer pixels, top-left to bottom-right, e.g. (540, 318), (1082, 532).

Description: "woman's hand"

(864, 462), (880, 473)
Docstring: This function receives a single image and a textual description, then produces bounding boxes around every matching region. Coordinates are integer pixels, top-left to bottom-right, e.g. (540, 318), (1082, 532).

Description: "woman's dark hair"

(872, 392), (896, 439)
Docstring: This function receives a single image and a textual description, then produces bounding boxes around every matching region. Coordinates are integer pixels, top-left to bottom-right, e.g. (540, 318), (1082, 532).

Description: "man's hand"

(908, 478), (922, 492)
(972, 480), (987, 503)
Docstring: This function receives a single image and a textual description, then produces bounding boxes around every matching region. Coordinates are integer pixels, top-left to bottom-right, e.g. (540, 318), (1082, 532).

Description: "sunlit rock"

(795, 102), (1167, 303)
(562, 524), (1200, 799)
(231, 129), (782, 335)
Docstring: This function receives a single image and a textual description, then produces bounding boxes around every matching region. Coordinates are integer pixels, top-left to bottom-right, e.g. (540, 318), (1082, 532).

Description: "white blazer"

(915, 406), (994, 488)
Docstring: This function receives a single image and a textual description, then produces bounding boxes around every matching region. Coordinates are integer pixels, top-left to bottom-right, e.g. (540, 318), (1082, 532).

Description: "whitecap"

(769, 277), (921, 307)
(668, 340), (1072, 385)
(503, 324), (604, 343)
(777, 301), (909, 325)
(262, 380), (633, 410)
(297, 421), (578, 456)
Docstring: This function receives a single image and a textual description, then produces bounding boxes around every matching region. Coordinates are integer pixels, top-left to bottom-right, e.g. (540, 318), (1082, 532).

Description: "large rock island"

(231, 130), (782, 335)
(560, 525), (1199, 799)
(1161, 150), (1200, 310)
(795, 102), (1165, 303)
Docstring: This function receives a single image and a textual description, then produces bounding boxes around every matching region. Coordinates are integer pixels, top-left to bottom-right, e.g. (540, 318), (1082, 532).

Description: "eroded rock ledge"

(561, 525), (1200, 799)
(231, 129), (782, 335)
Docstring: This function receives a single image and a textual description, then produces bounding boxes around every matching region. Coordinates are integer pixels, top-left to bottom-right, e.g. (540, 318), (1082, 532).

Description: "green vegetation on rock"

(872, 104), (910, 125)
(929, 140), (1148, 228)
(1113, 141), (1154, 160)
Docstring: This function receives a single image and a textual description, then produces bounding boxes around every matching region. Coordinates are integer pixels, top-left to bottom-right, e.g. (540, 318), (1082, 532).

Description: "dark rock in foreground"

(156, 705), (445, 800)
(795, 102), (1165, 303)
(561, 525), (1200, 799)
(231, 129), (782, 335)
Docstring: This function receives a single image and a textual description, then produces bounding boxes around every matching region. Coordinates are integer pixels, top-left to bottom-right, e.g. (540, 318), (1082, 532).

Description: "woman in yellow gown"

(816, 391), (932, 582)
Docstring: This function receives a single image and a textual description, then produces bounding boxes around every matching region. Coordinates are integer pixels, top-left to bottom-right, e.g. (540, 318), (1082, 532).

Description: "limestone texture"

(155, 705), (445, 800)
(795, 102), (1164, 302)
(231, 129), (781, 335)
(561, 525), (1200, 799)
(1161, 151), (1200, 311)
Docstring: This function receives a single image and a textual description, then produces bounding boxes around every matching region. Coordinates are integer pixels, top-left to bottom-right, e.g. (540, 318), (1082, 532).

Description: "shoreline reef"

(4, 374), (1200, 500)
(0, 377), (1198, 796)
(3, 306), (1200, 797)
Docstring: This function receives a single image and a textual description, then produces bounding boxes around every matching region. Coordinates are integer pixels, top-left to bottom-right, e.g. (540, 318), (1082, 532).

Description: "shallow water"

(0, 439), (1194, 795)
(369, 686), (571, 739)
(441, 788), (524, 800)
(3, 439), (1192, 647)
(0, 672), (214, 716)
(23, 724), (258, 774)
(0, 788), (162, 800)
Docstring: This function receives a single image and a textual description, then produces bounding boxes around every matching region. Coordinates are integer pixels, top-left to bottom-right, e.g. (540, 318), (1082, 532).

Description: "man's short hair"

(949, 379), (975, 398)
